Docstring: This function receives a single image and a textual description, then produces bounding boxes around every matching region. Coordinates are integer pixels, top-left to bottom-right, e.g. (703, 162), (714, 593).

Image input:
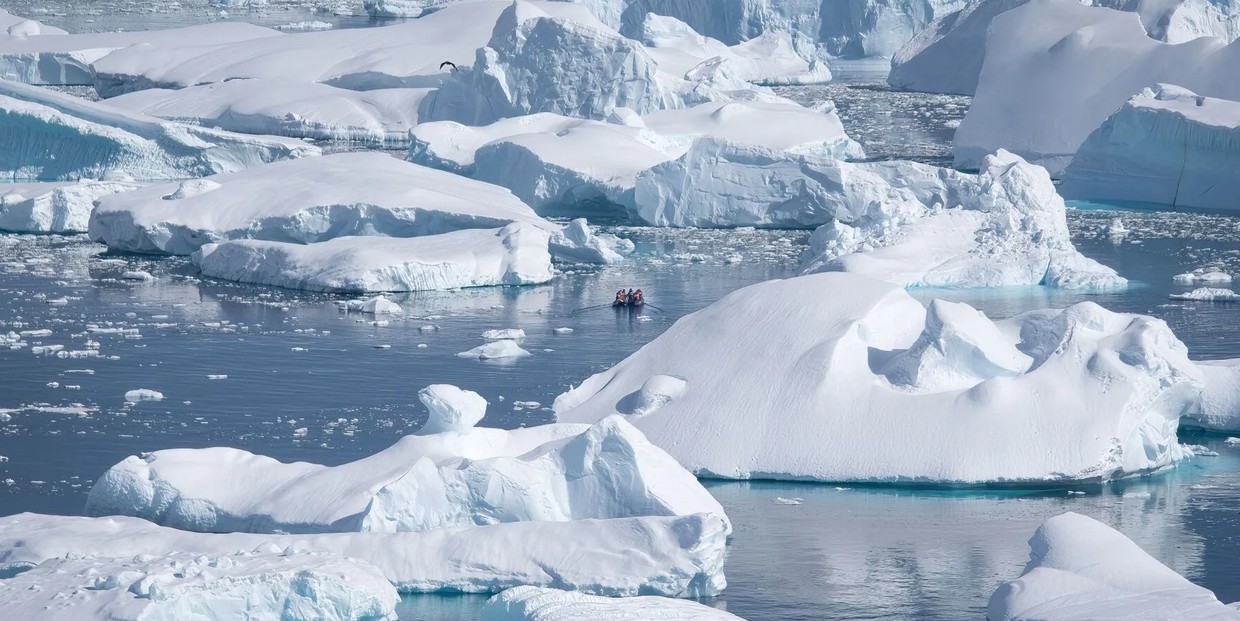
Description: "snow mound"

(482, 586), (747, 621)
(955, 0), (1240, 175)
(457, 339), (532, 360)
(0, 512), (728, 596)
(0, 180), (139, 233)
(0, 79), (317, 182)
(798, 150), (1126, 289)
(86, 391), (730, 535)
(193, 224), (555, 293)
(554, 272), (1201, 483)
(1062, 84), (1240, 211)
(1169, 287), (1240, 301)
(988, 512), (1240, 620)
(0, 549), (400, 621)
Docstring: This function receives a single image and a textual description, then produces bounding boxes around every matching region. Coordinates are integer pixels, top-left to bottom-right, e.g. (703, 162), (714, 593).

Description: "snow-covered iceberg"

(799, 150), (1126, 289)
(555, 272), (1201, 483)
(0, 512), (728, 596)
(0, 548), (400, 621)
(0, 79), (317, 182)
(87, 384), (729, 535)
(954, 0), (1240, 175)
(988, 512), (1240, 620)
(105, 80), (431, 145)
(192, 224), (555, 293)
(1061, 84), (1240, 212)
(482, 586), (747, 621)
(0, 180), (138, 233)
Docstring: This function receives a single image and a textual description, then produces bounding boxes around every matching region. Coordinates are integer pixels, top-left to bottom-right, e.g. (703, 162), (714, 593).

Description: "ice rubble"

(0, 549), (400, 621)
(0, 180), (138, 233)
(0, 512), (728, 596)
(954, 0), (1240, 175)
(87, 384), (729, 535)
(988, 512), (1240, 620)
(0, 79), (317, 182)
(797, 150), (1126, 289)
(554, 272), (1202, 483)
(1061, 85), (1240, 212)
(482, 586), (747, 621)
(193, 224), (555, 293)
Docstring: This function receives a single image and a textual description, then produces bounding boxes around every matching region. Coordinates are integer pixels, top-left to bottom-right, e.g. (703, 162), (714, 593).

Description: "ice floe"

(1169, 287), (1240, 301)
(482, 586), (747, 621)
(555, 272), (1200, 483)
(457, 339), (533, 360)
(0, 180), (138, 233)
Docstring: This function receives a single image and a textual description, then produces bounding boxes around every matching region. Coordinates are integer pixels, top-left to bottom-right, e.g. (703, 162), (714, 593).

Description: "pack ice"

(0, 79), (317, 182)
(954, 0), (1240, 174)
(0, 180), (138, 233)
(0, 512), (728, 596)
(798, 150), (1126, 289)
(87, 384), (729, 535)
(988, 512), (1240, 620)
(482, 586), (748, 621)
(555, 272), (1202, 483)
(1061, 84), (1240, 212)
(0, 548), (400, 621)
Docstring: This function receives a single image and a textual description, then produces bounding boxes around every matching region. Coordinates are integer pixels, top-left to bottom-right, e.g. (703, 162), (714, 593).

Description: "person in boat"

(614, 289), (627, 305)
(633, 289), (644, 305)
(626, 289), (635, 304)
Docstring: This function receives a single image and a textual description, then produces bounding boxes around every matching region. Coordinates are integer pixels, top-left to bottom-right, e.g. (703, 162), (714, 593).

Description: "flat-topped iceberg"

(555, 272), (1201, 483)
(988, 512), (1240, 620)
(1187, 359), (1240, 433)
(87, 384), (729, 534)
(0, 512), (728, 596)
(0, 80), (317, 182)
(0, 548), (400, 621)
(193, 224), (555, 293)
(483, 586), (747, 621)
(0, 179), (138, 233)
(1061, 84), (1240, 212)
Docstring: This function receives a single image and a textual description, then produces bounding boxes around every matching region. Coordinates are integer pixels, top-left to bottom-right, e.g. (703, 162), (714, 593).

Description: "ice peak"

(417, 384), (487, 434)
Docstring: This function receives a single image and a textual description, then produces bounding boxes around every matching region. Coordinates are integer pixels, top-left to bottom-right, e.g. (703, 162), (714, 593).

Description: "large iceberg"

(555, 272), (1202, 483)
(0, 548), (400, 621)
(87, 384), (729, 535)
(0, 512), (728, 596)
(1060, 84), (1240, 212)
(0, 180), (138, 233)
(954, 0), (1240, 174)
(988, 512), (1240, 620)
(482, 586), (747, 621)
(1184, 358), (1240, 432)
(0, 79), (317, 182)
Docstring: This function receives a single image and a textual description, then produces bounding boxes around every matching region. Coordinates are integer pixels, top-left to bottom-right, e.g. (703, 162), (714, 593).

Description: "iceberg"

(954, 0), (1240, 175)
(457, 339), (534, 360)
(988, 512), (1240, 620)
(888, 0), (1027, 96)
(1169, 287), (1240, 301)
(482, 586), (747, 621)
(554, 272), (1202, 483)
(0, 512), (728, 596)
(0, 79), (317, 182)
(1174, 269), (1233, 284)
(0, 548), (400, 621)
(1061, 84), (1240, 212)
(192, 224), (555, 293)
(1186, 359), (1240, 433)
(87, 384), (730, 535)
(0, 179), (138, 233)
(0, 9), (66, 39)
(363, 0), (458, 17)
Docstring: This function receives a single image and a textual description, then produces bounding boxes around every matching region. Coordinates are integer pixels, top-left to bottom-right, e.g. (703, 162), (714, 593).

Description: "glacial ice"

(1061, 85), (1240, 212)
(0, 512), (729, 596)
(86, 384), (730, 535)
(0, 79), (318, 182)
(555, 272), (1201, 483)
(482, 586), (747, 621)
(0, 180), (138, 233)
(1186, 359), (1240, 433)
(988, 512), (1240, 620)
(0, 548), (401, 621)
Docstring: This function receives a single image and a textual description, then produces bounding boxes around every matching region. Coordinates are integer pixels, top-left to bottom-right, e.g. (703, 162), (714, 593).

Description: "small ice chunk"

(1169, 288), (1240, 302)
(553, 327), (573, 334)
(206, 375), (228, 380)
(360, 296), (403, 315)
(120, 271), (155, 281)
(1173, 271), (1232, 285)
(456, 340), (530, 360)
(124, 389), (164, 402)
(773, 497), (803, 505)
(482, 329), (525, 340)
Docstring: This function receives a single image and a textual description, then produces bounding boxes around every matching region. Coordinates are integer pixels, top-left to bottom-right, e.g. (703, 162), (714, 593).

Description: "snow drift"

(482, 586), (748, 621)
(555, 272), (1201, 483)
(0, 180), (138, 233)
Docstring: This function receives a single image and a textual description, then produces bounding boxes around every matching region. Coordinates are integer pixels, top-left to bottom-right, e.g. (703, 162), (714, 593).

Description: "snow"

(987, 512), (1240, 620)
(0, 548), (400, 621)
(87, 385), (729, 535)
(123, 389), (164, 402)
(0, 512), (728, 596)
(554, 272), (1201, 483)
(1061, 84), (1240, 211)
(0, 79), (317, 182)
(0, 180), (138, 233)
(798, 150), (1126, 289)
(193, 224), (555, 293)
(457, 339), (532, 360)
(1169, 287), (1240, 301)
(105, 80), (431, 145)
(954, 0), (1240, 175)
(481, 586), (747, 621)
